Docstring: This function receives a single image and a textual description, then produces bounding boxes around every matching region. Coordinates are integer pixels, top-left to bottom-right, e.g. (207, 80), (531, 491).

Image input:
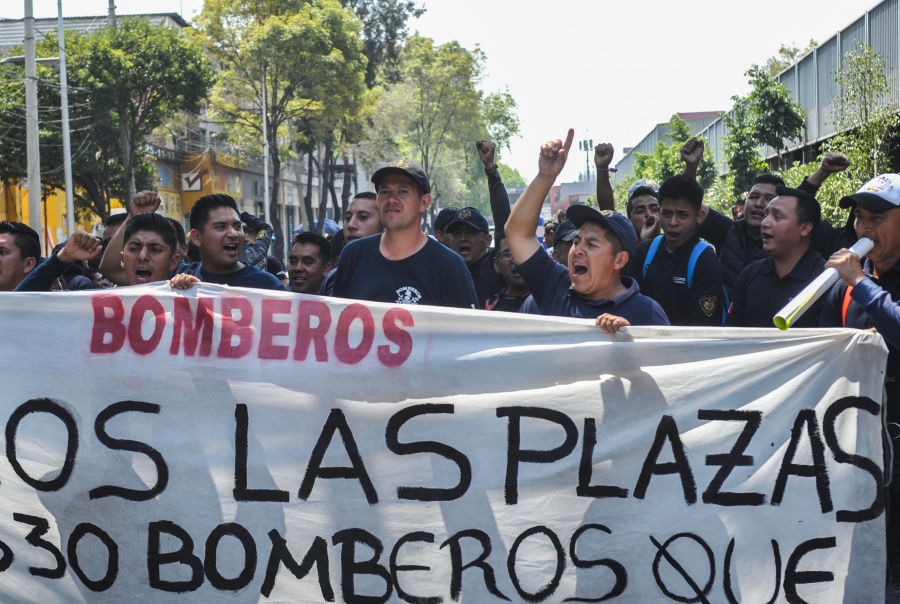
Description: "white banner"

(0, 284), (889, 603)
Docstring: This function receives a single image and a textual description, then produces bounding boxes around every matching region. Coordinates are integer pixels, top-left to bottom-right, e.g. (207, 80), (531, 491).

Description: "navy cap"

(552, 220), (577, 247)
(447, 207), (490, 233)
(628, 178), (660, 202)
(434, 207), (458, 233)
(372, 159), (430, 194)
(566, 205), (637, 258)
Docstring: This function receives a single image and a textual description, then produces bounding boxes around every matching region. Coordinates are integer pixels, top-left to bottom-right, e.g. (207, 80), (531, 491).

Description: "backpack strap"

(643, 235), (664, 279)
(686, 240), (712, 289)
(841, 286), (854, 327)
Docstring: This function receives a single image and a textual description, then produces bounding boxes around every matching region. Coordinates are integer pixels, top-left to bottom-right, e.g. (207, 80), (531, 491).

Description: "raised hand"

(538, 129), (575, 179)
(129, 191), (161, 216)
(594, 142), (614, 170)
(57, 231), (102, 264)
(476, 140), (497, 172)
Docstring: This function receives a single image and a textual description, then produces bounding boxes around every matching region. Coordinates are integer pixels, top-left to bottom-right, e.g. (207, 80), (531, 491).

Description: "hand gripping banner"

(0, 284), (889, 603)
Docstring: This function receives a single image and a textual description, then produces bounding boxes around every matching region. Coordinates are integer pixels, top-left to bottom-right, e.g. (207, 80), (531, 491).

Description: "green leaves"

(745, 65), (805, 158)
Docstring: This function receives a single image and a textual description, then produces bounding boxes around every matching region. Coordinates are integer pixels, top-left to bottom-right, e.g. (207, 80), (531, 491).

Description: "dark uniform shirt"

(486, 288), (530, 313)
(470, 250), (505, 308)
(517, 247), (670, 324)
(729, 245), (825, 328)
(820, 258), (900, 419)
(333, 234), (477, 308)
(699, 177), (855, 290)
(628, 233), (724, 326)
(172, 262), (287, 290)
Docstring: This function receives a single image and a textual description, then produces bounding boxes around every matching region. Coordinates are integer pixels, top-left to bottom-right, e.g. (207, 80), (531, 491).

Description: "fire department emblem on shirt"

(700, 295), (717, 317)
(396, 286), (422, 304)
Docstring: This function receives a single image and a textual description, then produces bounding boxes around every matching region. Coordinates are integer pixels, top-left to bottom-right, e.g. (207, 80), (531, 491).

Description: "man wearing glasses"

(485, 234), (530, 312)
(0, 221), (40, 291)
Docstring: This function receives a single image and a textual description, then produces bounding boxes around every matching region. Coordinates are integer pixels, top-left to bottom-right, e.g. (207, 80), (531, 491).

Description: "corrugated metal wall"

(615, 0), (900, 179)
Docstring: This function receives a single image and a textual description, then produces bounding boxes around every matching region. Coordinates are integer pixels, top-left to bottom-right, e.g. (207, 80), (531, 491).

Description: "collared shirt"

(628, 233), (724, 326)
(516, 247), (670, 324)
(729, 245), (825, 328)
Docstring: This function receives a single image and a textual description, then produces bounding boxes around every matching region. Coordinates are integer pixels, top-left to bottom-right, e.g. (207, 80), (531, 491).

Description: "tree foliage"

(764, 40), (817, 76)
(195, 0), (367, 255)
(745, 65), (805, 162)
(632, 114), (717, 189)
(0, 20), (212, 221)
(722, 95), (768, 197)
(82, 18), (214, 203)
(357, 35), (519, 216)
(829, 40), (900, 181)
(340, 0), (424, 86)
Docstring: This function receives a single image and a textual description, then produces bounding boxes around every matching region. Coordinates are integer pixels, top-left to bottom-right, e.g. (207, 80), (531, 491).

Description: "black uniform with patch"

(628, 233), (724, 326)
(728, 245), (825, 328)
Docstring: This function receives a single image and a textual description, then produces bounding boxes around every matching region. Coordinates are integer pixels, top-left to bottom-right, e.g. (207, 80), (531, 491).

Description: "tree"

(340, 0), (424, 86)
(722, 95), (768, 197)
(0, 22), (211, 221)
(79, 18), (214, 203)
(745, 65), (805, 165)
(633, 114), (717, 189)
(358, 35), (519, 218)
(196, 0), (367, 257)
(764, 40), (817, 76)
(829, 39), (900, 181)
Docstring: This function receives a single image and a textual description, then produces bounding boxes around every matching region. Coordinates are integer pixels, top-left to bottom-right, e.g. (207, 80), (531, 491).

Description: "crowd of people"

(3, 130), (900, 570)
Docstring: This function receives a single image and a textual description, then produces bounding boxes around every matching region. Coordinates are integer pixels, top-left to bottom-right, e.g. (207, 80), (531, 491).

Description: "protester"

(19, 213), (182, 290)
(818, 173), (900, 575)
(543, 220), (558, 250)
(240, 210), (274, 271)
(332, 159), (476, 307)
(485, 235), (531, 312)
(504, 129), (669, 331)
(447, 207), (505, 306)
(629, 175), (725, 326)
(551, 220), (577, 266)
(172, 194), (287, 290)
(696, 145), (854, 287)
(101, 212), (127, 248)
(343, 191), (382, 243)
(595, 142), (661, 241)
(15, 233), (100, 291)
(432, 207), (458, 246)
(0, 221), (40, 291)
(287, 232), (331, 295)
(729, 186), (824, 327)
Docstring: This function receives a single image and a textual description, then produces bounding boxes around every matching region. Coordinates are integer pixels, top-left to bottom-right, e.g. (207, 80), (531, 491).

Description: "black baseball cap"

(434, 207), (458, 232)
(372, 160), (430, 194)
(566, 205), (637, 257)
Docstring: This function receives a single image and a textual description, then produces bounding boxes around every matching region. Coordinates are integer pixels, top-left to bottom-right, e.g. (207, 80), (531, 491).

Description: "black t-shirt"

(470, 250), (505, 308)
(172, 262), (287, 291)
(628, 234), (724, 326)
(333, 235), (477, 308)
(728, 246), (825, 328)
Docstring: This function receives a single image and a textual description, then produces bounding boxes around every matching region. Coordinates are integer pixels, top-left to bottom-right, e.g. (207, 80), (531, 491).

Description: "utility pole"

(57, 0), (74, 236)
(23, 0), (43, 250)
(107, 0), (116, 28)
(262, 64), (269, 223)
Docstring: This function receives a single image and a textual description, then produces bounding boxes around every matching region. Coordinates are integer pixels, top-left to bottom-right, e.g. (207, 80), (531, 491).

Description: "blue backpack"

(642, 235), (729, 325)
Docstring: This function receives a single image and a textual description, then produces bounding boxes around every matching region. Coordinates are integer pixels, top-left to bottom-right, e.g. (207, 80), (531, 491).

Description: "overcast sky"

(15, 0), (881, 182)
